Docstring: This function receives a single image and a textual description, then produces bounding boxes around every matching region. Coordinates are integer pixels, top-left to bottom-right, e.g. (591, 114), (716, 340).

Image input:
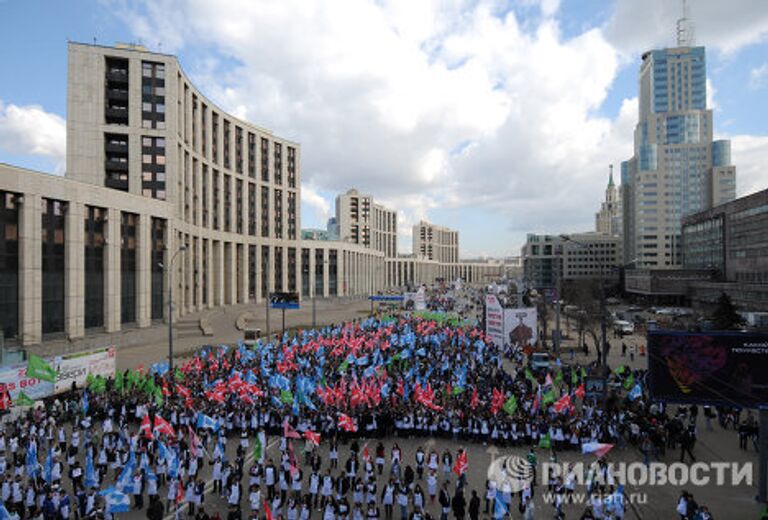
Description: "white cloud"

(0, 100), (66, 173)
(301, 184), (332, 225)
(750, 63), (768, 89)
(730, 135), (768, 196)
(604, 0), (768, 58)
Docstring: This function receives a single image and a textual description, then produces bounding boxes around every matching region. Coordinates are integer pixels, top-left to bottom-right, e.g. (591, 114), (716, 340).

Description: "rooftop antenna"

(676, 0), (695, 47)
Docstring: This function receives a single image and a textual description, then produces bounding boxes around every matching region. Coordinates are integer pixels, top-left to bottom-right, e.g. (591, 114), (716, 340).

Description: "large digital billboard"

(648, 331), (768, 406)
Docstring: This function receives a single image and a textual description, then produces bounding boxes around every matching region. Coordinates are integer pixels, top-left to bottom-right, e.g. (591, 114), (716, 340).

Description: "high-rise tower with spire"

(620, 2), (736, 268)
(596, 165), (622, 237)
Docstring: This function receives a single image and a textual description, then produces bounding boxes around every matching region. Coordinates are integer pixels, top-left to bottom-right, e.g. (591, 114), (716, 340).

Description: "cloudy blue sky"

(1, 0), (767, 257)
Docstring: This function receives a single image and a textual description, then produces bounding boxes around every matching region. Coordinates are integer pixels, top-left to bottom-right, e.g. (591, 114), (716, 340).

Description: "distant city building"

(621, 45), (736, 269)
(521, 233), (622, 289)
(301, 229), (332, 241)
(595, 165), (622, 236)
(625, 188), (768, 312)
(412, 220), (459, 263)
(326, 217), (339, 240)
(335, 189), (397, 257)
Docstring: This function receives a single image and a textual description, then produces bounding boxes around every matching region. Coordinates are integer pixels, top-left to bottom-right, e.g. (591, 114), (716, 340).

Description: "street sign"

(368, 295), (404, 302)
(269, 292), (300, 310)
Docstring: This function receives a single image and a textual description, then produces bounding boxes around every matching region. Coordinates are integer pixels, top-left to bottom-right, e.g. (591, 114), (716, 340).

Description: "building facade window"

(212, 170), (220, 230)
(223, 175), (231, 232)
(249, 245), (257, 300)
(235, 126), (243, 174)
(288, 247), (296, 292)
(260, 138), (269, 182)
(315, 249), (324, 296)
(104, 57), (129, 126)
(301, 248), (310, 297)
(84, 206), (106, 329)
(223, 120), (231, 170)
(274, 247), (283, 292)
(42, 199), (66, 334)
(248, 132), (256, 178)
(202, 165), (209, 228)
(202, 239), (209, 306)
(212, 112), (219, 164)
(151, 218), (166, 320)
(274, 142), (283, 185)
(141, 136), (166, 199)
(248, 183), (257, 236)
(104, 133), (129, 191)
(287, 191), (297, 240)
(329, 250), (338, 296)
(0, 191), (19, 340)
(236, 179), (243, 234)
(141, 61), (166, 129)
(274, 189), (283, 239)
(121, 212), (138, 324)
(261, 186), (269, 238)
(287, 146), (297, 188)
(261, 245), (269, 297)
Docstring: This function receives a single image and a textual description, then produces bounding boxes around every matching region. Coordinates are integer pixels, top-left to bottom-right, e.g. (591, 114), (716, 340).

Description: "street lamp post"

(162, 244), (187, 376)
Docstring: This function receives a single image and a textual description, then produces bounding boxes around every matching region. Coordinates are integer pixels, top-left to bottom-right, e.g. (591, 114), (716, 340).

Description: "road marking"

(163, 437), (279, 519)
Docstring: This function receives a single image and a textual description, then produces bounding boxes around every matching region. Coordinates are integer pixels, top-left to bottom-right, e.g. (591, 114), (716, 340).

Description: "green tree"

(711, 292), (744, 330)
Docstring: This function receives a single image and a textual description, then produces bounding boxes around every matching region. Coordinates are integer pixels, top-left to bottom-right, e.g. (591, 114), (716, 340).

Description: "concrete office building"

(521, 233), (622, 289)
(412, 220), (458, 263)
(0, 43), (386, 347)
(335, 189), (397, 257)
(621, 44), (736, 269)
(595, 165), (622, 236)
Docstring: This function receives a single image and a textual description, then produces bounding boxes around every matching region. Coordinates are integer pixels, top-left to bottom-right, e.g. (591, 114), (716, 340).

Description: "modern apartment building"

(621, 45), (736, 269)
(412, 220), (459, 263)
(595, 165), (622, 236)
(521, 233), (622, 289)
(335, 189), (397, 257)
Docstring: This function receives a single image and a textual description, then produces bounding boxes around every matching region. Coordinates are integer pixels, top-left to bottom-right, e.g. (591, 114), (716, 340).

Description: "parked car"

(530, 352), (551, 372)
(613, 320), (635, 336)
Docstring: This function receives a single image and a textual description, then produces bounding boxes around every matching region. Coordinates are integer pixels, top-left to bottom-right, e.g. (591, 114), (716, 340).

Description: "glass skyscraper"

(622, 45), (736, 268)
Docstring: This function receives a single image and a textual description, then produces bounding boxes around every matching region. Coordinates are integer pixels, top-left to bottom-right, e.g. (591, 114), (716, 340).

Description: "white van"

(613, 320), (634, 336)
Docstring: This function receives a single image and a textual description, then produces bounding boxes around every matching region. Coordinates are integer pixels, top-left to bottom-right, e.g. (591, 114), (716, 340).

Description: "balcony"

(105, 177), (128, 191)
(105, 106), (129, 123)
(105, 158), (128, 172)
(106, 88), (129, 101)
(106, 69), (129, 83)
(105, 141), (128, 154)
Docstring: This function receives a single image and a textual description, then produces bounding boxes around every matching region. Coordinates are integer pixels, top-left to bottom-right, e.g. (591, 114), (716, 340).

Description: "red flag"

(553, 394), (572, 414)
(574, 384), (585, 400)
(161, 380), (170, 397)
(187, 426), (201, 458)
(303, 430), (321, 446)
(139, 414), (154, 440)
(263, 499), (274, 520)
(176, 384), (191, 399)
(154, 415), (176, 437)
(283, 419), (301, 439)
(453, 450), (468, 476)
(470, 387), (478, 410)
(338, 413), (358, 432)
(176, 478), (184, 504)
(0, 390), (10, 411)
(490, 388), (505, 415)
(362, 443), (370, 462)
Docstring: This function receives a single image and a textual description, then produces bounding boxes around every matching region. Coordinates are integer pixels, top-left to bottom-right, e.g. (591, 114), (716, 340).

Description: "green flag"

(571, 370), (579, 386)
(174, 369), (184, 382)
(503, 395), (518, 415)
(154, 390), (164, 407)
(614, 365), (626, 375)
(114, 371), (124, 393)
(253, 436), (263, 460)
(581, 367), (587, 379)
(524, 368), (536, 383)
(280, 389), (294, 405)
(338, 358), (351, 374)
(542, 389), (556, 406)
(623, 373), (635, 390)
(27, 354), (57, 383)
(554, 370), (563, 386)
(538, 433), (551, 449)
(15, 391), (35, 407)
(452, 386), (464, 396)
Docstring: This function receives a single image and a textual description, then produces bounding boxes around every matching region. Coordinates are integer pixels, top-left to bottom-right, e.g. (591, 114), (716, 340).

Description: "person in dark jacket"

(146, 495), (165, 520)
(468, 490), (480, 520)
(451, 489), (466, 520)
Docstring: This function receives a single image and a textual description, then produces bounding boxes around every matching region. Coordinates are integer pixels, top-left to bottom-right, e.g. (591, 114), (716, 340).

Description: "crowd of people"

(0, 288), (738, 519)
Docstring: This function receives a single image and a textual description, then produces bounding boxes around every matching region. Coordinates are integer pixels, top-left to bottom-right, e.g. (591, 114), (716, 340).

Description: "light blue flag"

(0, 504), (12, 520)
(26, 442), (38, 479)
(102, 487), (131, 513)
(85, 450), (98, 489)
(82, 390), (89, 414)
(628, 384), (642, 401)
(197, 412), (220, 432)
(43, 448), (54, 483)
(493, 498), (509, 519)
